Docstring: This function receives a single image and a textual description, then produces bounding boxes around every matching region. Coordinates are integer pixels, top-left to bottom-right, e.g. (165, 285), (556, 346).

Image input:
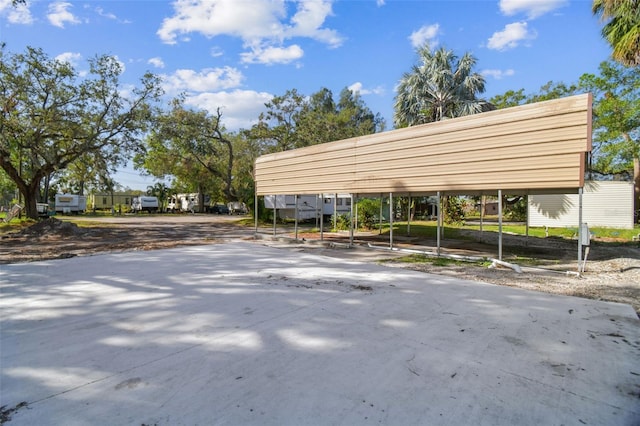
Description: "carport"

(254, 94), (593, 268)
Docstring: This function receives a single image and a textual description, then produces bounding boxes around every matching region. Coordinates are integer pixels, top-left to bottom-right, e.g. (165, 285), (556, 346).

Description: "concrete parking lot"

(1, 241), (639, 425)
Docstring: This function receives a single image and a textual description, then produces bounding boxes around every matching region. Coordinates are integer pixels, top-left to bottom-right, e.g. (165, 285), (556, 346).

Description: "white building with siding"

(528, 181), (634, 229)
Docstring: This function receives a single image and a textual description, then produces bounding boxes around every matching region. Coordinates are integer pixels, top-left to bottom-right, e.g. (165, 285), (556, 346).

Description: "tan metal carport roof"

(255, 94), (592, 196)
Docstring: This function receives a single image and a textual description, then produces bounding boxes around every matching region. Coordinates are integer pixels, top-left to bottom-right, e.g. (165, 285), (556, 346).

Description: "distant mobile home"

(528, 181), (634, 229)
(90, 193), (137, 210)
(264, 194), (352, 221)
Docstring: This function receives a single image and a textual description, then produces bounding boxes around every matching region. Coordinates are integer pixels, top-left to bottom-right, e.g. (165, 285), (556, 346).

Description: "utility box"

(581, 223), (590, 246)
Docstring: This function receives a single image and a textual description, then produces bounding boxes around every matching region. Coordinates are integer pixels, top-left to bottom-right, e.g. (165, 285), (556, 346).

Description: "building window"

(102, 197), (107, 205)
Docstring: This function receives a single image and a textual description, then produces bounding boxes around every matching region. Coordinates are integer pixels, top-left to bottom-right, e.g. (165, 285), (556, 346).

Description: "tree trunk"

(22, 184), (40, 220)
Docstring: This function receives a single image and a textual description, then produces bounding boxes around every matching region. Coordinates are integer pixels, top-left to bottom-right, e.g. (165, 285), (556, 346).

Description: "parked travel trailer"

(227, 201), (248, 215)
(131, 196), (159, 213)
(264, 194), (352, 221)
(168, 193), (212, 213)
(54, 194), (87, 214)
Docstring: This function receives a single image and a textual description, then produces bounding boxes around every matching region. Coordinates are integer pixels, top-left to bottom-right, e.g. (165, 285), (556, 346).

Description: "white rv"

(131, 196), (159, 213)
(264, 194), (352, 221)
(54, 194), (87, 214)
(168, 193), (210, 213)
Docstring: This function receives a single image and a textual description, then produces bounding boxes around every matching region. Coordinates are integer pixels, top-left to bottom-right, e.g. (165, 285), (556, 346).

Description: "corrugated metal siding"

(528, 181), (634, 229)
(255, 94), (592, 196)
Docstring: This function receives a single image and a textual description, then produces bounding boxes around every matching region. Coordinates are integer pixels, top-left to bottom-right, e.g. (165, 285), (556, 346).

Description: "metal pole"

(437, 191), (441, 256)
(498, 190), (503, 261)
(334, 193), (338, 232)
(354, 194), (358, 232)
(480, 194), (484, 233)
(525, 194), (529, 241)
(273, 196), (277, 237)
(389, 192), (394, 249)
(407, 195), (411, 237)
(379, 193), (383, 235)
(349, 194), (354, 247)
(315, 194), (319, 230)
(320, 193), (324, 241)
(578, 187), (583, 269)
(294, 194), (299, 240)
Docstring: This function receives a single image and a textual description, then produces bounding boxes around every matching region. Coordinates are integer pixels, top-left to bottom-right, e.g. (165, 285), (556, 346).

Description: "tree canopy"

(249, 87), (384, 154)
(393, 44), (493, 127)
(0, 46), (162, 219)
(592, 0), (640, 66)
(489, 61), (640, 216)
(135, 98), (238, 204)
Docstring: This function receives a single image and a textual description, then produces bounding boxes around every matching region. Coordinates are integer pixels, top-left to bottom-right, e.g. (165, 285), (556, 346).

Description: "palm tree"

(593, 0), (640, 66)
(394, 44), (492, 127)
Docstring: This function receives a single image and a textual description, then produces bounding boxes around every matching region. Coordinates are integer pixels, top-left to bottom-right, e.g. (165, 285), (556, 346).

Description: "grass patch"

(375, 220), (640, 243)
(388, 253), (490, 267)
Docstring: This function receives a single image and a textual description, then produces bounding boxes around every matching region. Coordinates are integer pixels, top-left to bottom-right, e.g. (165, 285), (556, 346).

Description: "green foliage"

(137, 99), (237, 202)
(504, 197), (527, 221)
(0, 45), (162, 219)
(579, 62), (639, 174)
(443, 196), (465, 225)
(592, 0), (640, 66)
(489, 61), (639, 214)
(248, 87), (384, 154)
(394, 44), (491, 127)
(331, 213), (351, 231)
(356, 198), (380, 230)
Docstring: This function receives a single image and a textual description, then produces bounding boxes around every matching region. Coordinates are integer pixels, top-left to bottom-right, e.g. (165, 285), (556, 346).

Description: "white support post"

(498, 190), (503, 261)
(349, 194), (354, 247)
(389, 192), (394, 249)
(437, 191), (441, 256)
(273, 196), (277, 236)
(578, 187), (583, 269)
(320, 193), (324, 241)
(480, 194), (484, 233)
(334, 193), (338, 232)
(294, 194), (299, 240)
(379, 193), (383, 235)
(407, 195), (411, 237)
(315, 194), (319, 230)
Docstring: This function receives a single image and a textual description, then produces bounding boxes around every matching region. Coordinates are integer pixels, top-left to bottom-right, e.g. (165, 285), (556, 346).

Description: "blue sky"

(1, 0), (612, 189)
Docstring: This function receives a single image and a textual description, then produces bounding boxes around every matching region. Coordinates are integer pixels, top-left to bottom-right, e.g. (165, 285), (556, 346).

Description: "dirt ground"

(1, 215), (639, 315)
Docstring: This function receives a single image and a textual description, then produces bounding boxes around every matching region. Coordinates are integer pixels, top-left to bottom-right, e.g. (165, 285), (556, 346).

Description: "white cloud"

(487, 21), (536, 51)
(409, 24), (440, 49)
(184, 90), (273, 131)
(481, 68), (515, 80)
(157, 0), (342, 65)
(499, 0), (568, 19)
(148, 57), (165, 69)
(376, 0), (385, 6)
(348, 82), (385, 96)
(95, 6), (116, 20)
(55, 52), (82, 67)
(47, 1), (81, 28)
(286, 0), (343, 48)
(161, 67), (244, 94)
(241, 44), (304, 65)
(0, 0), (33, 24)
(210, 46), (224, 57)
